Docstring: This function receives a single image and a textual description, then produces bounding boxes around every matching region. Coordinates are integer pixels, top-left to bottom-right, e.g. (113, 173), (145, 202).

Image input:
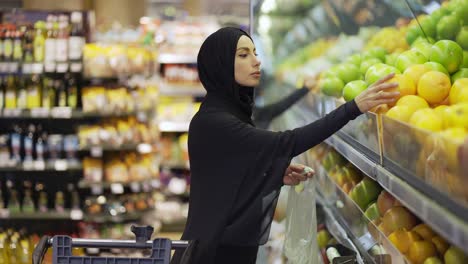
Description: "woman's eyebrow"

(236, 47), (257, 52)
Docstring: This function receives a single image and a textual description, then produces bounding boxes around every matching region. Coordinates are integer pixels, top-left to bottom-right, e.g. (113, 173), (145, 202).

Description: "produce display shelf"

(79, 143), (155, 155)
(325, 133), (468, 254)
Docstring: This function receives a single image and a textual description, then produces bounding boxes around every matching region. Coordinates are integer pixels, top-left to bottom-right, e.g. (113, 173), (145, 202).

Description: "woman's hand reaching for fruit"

(354, 73), (399, 113)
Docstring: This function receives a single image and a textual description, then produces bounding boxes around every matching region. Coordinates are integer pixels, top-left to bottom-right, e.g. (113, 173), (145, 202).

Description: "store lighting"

(260, 0), (277, 13)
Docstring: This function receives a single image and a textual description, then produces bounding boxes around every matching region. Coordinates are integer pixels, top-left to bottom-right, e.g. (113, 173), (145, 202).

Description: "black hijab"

(173, 27), (297, 263)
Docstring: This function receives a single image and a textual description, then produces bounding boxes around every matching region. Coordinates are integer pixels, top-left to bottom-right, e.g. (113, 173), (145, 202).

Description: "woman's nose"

(254, 57), (261, 67)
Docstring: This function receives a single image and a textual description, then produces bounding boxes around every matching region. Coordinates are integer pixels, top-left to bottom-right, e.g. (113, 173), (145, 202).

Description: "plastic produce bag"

(283, 175), (319, 264)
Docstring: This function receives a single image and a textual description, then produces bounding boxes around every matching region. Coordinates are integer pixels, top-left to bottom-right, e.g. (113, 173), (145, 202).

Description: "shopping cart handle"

(32, 236), (50, 264)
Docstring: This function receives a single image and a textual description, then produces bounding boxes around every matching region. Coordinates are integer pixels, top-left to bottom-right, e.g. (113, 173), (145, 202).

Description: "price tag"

(130, 182), (141, 193)
(70, 209), (84, 220)
(22, 63), (32, 74)
(91, 184), (103, 195)
(31, 108), (50, 118)
(51, 107), (72, 118)
(56, 63), (68, 73)
(0, 209), (10, 218)
(90, 146), (103, 157)
(32, 63), (44, 74)
(111, 183), (124, 194)
(8, 62), (19, 73)
(54, 160), (68, 171)
(70, 62), (82, 72)
(44, 62), (56, 73)
(3, 108), (22, 117)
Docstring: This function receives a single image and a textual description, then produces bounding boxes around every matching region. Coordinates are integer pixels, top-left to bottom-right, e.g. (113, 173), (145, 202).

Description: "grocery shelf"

(157, 54), (197, 64)
(0, 162), (83, 173)
(159, 82), (206, 97)
(79, 143), (156, 156)
(0, 209), (153, 223)
(0, 209), (83, 220)
(0, 108), (139, 120)
(158, 121), (190, 132)
(0, 61), (83, 74)
(325, 134), (468, 254)
(78, 179), (159, 194)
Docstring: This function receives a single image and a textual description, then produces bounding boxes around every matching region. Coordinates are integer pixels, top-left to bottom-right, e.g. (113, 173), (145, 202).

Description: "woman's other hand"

(354, 73), (399, 113)
(283, 164), (314, 186)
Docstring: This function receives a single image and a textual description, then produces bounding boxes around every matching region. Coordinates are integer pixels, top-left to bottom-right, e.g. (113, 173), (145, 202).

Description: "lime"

(462, 50), (468, 68)
(437, 15), (461, 40)
(456, 26), (468, 50)
(430, 40), (463, 73)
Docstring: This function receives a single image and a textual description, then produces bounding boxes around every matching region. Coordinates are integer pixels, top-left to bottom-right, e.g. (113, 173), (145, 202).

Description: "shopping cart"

(32, 226), (190, 264)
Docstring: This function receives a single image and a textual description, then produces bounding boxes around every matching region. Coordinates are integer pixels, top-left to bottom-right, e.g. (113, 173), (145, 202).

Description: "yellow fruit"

(388, 228), (422, 254)
(449, 78), (468, 105)
(409, 108), (443, 132)
(444, 246), (468, 264)
(386, 74), (416, 106)
(434, 105), (450, 128)
(412, 224), (435, 240)
(438, 127), (468, 169)
(417, 71), (451, 104)
(404, 64), (432, 87)
(431, 236), (449, 255)
(409, 241), (438, 264)
(446, 103), (468, 129)
(396, 95), (429, 112)
(386, 105), (414, 123)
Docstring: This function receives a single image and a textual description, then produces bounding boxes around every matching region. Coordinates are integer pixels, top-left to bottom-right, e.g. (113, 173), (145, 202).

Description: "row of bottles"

(0, 73), (80, 110)
(0, 181), (79, 213)
(0, 124), (79, 167)
(0, 228), (35, 264)
(0, 12), (85, 63)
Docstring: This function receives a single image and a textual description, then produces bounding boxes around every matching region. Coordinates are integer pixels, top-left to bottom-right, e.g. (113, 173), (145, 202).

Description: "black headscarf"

(197, 27), (255, 123)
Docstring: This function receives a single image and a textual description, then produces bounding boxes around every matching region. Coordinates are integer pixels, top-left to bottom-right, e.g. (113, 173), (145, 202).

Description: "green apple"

(411, 41), (433, 59)
(345, 54), (362, 66)
(320, 77), (345, 97)
(335, 63), (362, 83)
(430, 40), (463, 74)
(462, 51), (468, 68)
(360, 58), (382, 74)
(342, 165), (362, 183)
(343, 80), (368, 102)
(350, 178), (381, 210)
(363, 47), (387, 62)
(451, 68), (468, 83)
(385, 53), (400, 66)
(424, 61), (449, 75)
(444, 246), (468, 264)
(364, 202), (380, 221)
(437, 15), (461, 40)
(365, 63), (401, 85)
(395, 50), (428, 72)
(317, 230), (331, 249)
(424, 257), (443, 264)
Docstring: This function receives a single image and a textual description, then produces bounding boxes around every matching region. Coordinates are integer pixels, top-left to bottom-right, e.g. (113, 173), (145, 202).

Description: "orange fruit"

(417, 71), (451, 104)
(386, 74), (416, 106)
(431, 236), (449, 255)
(409, 108), (443, 132)
(408, 241), (438, 264)
(386, 105), (414, 123)
(396, 95), (429, 112)
(449, 78), (468, 105)
(412, 224), (435, 240)
(388, 228), (422, 254)
(404, 64), (432, 88)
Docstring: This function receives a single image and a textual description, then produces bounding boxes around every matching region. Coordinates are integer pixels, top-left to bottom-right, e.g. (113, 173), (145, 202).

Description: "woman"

(172, 27), (398, 264)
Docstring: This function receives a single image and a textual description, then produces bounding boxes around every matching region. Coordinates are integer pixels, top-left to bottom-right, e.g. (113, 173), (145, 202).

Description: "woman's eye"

(239, 54), (248, 58)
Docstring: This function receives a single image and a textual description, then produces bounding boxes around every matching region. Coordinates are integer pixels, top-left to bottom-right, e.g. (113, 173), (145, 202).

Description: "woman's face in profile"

(234, 35), (262, 87)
